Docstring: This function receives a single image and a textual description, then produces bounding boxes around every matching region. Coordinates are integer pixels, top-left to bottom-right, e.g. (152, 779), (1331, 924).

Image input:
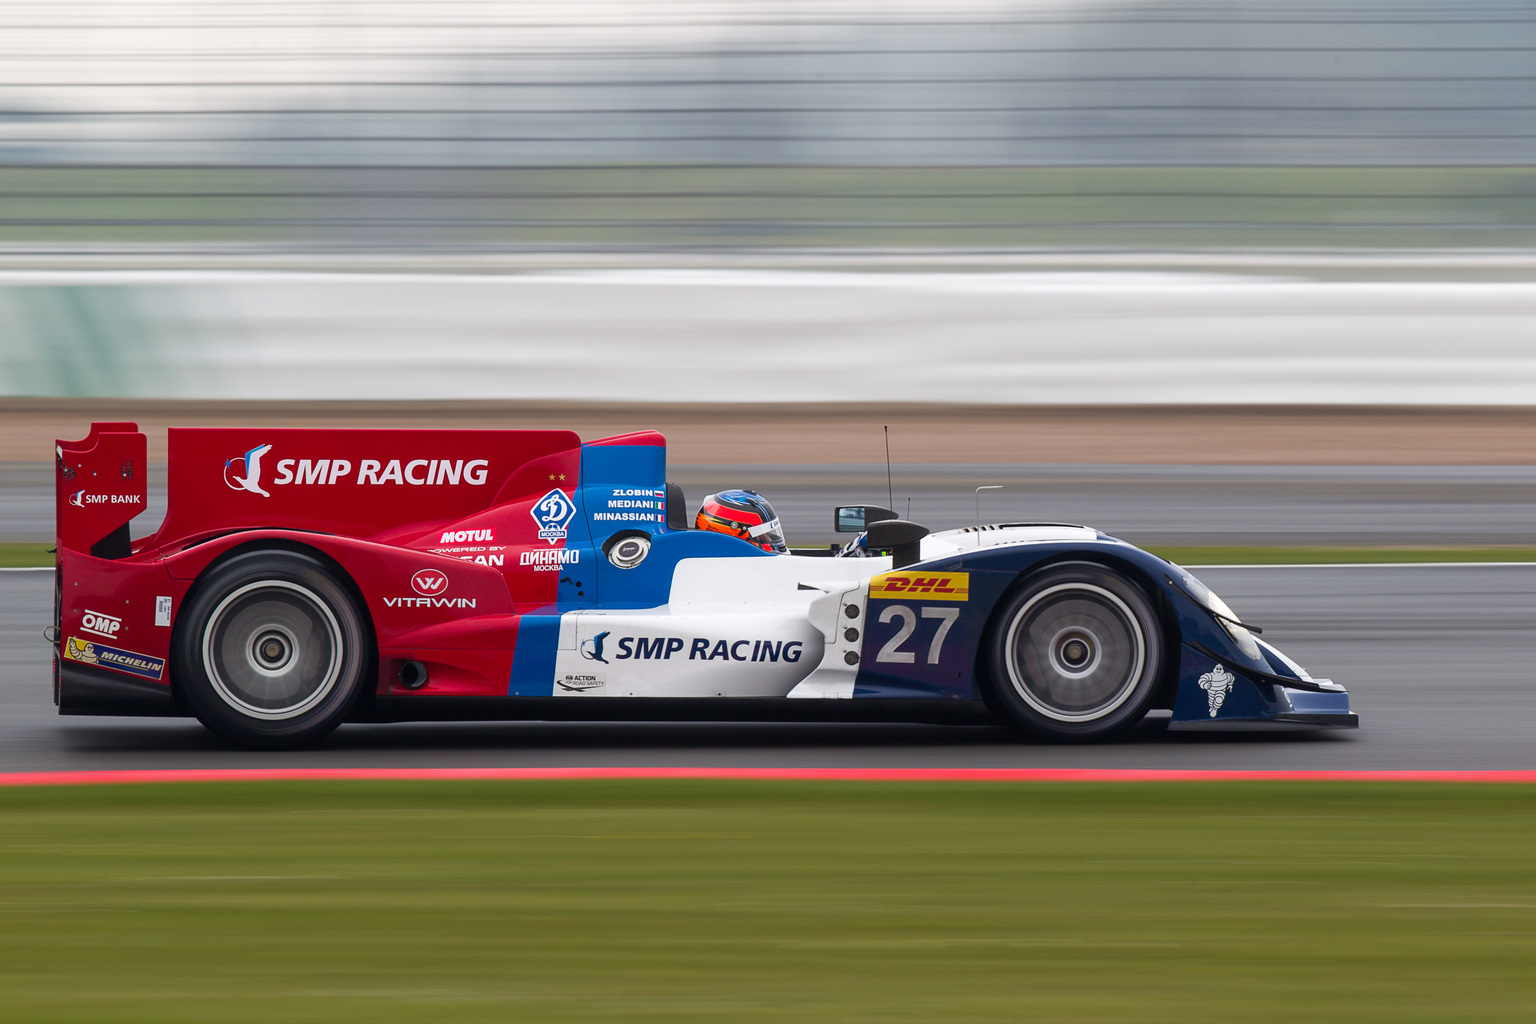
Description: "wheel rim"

(1004, 581), (1146, 723)
(202, 581), (344, 720)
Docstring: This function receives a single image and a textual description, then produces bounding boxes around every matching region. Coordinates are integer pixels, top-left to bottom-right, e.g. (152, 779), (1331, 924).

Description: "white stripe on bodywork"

(786, 579), (871, 699)
(551, 555), (882, 698)
(554, 607), (822, 697)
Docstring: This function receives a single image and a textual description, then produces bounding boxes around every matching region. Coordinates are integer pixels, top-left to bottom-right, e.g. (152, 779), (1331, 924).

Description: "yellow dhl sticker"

(869, 571), (969, 601)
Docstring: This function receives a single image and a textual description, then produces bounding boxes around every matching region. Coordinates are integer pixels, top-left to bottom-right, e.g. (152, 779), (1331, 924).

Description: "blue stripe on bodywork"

(508, 613), (562, 696)
(852, 568), (1016, 700)
(580, 440), (769, 609)
(1170, 643), (1353, 724)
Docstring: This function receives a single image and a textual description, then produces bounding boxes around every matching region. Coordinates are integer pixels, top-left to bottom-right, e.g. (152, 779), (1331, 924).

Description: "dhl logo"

(869, 571), (969, 601)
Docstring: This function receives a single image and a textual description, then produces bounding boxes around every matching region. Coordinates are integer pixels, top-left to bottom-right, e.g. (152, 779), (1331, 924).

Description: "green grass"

(1151, 545), (1536, 565)
(0, 542), (51, 567)
(4, 164), (1536, 248)
(1, 779), (1535, 1022)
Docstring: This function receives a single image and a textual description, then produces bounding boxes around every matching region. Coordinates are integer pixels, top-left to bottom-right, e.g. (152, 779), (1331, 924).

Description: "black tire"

(176, 550), (370, 749)
(985, 563), (1164, 742)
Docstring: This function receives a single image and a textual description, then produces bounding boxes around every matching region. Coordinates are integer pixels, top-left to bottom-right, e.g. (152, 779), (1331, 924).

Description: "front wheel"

(176, 550), (370, 749)
(985, 563), (1164, 741)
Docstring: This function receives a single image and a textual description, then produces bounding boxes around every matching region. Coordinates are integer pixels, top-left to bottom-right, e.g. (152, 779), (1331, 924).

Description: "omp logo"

(224, 443), (273, 497)
(531, 488), (577, 545)
(870, 572), (969, 601)
(1199, 664), (1236, 718)
(80, 609), (122, 639)
(440, 528), (494, 543)
(411, 569), (449, 596)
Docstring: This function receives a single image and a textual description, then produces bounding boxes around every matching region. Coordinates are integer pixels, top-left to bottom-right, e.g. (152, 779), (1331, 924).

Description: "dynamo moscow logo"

(224, 443), (273, 497)
(531, 487), (576, 545)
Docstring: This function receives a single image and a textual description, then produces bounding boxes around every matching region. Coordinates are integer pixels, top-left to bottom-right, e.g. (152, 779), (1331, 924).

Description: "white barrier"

(5, 268), (1536, 404)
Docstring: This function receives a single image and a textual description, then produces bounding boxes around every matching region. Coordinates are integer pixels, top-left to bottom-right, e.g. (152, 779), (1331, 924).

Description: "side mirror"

(834, 505), (899, 533)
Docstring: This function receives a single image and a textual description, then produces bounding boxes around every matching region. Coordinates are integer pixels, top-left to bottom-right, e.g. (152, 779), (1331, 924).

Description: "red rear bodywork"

(54, 422), (593, 715)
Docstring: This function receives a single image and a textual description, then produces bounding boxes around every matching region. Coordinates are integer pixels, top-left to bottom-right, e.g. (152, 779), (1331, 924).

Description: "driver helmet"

(695, 489), (787, 553)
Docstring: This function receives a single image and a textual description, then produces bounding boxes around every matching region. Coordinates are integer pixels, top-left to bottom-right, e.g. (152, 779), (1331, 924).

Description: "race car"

(52, 422), (1356, 748)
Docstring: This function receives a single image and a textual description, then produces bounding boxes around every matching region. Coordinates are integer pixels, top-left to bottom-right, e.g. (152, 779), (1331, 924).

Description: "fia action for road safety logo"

(1199, 663), (1236, 717)
(531, 488), (577, 544)
(557, 672), (605, 692)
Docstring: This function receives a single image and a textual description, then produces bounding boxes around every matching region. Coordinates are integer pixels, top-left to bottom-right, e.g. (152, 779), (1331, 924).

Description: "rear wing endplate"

(56, 421), (148, 559)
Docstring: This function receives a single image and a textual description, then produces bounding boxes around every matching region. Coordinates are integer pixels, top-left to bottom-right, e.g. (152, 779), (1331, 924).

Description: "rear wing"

(56, 424), (622, 556)
(56, 421), (148, 559)
(155, 427), (583, 546)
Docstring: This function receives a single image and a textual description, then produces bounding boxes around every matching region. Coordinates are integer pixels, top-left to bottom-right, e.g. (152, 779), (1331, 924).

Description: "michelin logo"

(63, 636), (166, 681)
(1199, 663), (1236, 717)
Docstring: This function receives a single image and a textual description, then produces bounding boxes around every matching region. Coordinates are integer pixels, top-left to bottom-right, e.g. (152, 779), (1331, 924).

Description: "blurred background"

(3, 0), (1536, 546)
(3, 0), (1533, 240)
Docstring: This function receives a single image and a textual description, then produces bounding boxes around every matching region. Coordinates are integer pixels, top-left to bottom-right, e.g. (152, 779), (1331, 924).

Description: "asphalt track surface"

(9, 463), (1536, 547)
(3, 564), (1533, 771)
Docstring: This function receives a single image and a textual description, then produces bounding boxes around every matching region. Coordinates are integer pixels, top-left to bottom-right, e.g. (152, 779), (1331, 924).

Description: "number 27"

(875, 605), (960, 665)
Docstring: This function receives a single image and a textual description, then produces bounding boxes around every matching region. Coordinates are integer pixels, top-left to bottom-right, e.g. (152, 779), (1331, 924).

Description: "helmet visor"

(746, 516), (787, 553)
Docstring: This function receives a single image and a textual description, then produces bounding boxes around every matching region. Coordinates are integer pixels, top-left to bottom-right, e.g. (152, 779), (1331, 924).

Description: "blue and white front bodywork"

(509, 436), (1357, 730)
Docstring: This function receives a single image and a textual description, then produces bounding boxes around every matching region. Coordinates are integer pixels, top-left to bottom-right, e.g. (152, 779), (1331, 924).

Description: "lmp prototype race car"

(52, 422), (1356, 748)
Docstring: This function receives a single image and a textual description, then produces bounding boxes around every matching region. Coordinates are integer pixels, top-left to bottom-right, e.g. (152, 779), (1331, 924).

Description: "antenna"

(975, 485), (1002, 528)
(884, 425), (894, 511)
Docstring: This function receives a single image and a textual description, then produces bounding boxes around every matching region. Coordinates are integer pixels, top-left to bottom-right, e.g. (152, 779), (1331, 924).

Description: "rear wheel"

(986, 563), (1164, 741)
(177, 550), (369, 749)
